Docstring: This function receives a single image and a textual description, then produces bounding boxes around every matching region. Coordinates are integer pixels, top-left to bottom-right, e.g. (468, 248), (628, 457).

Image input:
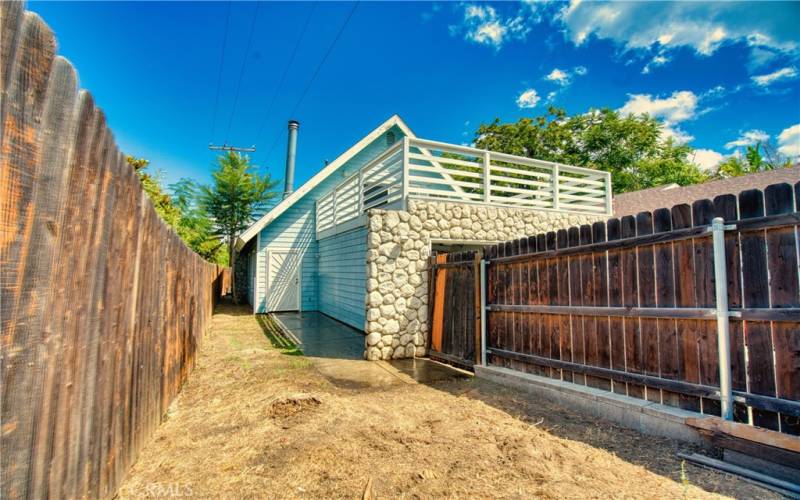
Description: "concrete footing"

(475, 365), (711, 447)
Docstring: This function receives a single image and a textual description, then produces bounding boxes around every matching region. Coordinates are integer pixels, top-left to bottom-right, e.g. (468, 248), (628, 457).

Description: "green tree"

(170, 178), (228, 264)
(715, 143), (791, 178)
(199, 152), (279, 303)
(128, 156), (227, 265)
(128, 155), (182, 228)
(473, 107), (710, 193)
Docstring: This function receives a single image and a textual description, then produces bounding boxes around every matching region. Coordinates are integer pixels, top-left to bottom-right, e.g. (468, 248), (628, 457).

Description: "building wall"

(249, 242), (257, 307)
(364, 200), (603, 360)
(318, 227), (368, 329)
(254, 125), (406, 314)
(256, 200), (318, 313)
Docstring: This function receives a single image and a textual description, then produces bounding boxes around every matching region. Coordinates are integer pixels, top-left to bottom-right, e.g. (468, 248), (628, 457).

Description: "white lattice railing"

(315, 137), (612, 238)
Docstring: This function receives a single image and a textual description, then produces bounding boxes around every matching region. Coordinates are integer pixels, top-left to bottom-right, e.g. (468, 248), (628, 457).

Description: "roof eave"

(235, 114), (416, 251)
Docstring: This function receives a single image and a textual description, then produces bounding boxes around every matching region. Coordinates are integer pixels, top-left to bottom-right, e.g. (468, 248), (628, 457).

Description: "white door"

(267, 250), (301, 311)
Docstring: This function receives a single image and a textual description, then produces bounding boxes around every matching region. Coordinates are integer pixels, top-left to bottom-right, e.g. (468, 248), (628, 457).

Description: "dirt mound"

(267, 394), (321, 420)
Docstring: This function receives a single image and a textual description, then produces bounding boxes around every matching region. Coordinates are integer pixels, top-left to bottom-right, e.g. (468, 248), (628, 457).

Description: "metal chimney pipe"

(283, 120), (299, 199)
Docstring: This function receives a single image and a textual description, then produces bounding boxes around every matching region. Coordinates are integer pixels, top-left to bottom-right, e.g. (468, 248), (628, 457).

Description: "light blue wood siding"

(255, 199), (318, 313)
(254, 125), (406, 317)
(318, 227), (367, 329)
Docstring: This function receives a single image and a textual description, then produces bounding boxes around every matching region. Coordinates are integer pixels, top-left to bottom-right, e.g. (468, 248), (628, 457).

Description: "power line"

(288, 1), (358, 118)
(254, 2), (318, 142)
(209, 0), (232, 141)
(223, 0), (262, 144)
(263, 1), (359, 163)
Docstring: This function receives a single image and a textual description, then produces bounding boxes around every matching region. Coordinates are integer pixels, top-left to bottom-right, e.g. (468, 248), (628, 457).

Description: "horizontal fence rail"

(315, 137), (612, 238)
(439, 180), (800, 437)
(1, 5), (229, 499)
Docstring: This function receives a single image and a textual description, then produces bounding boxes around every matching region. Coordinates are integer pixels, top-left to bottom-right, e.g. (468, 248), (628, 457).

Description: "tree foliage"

(715, 143), (791, 178)
(199, 152), (279, 302)
(127, 156), (227, 265)
(474, 107), (709, 193)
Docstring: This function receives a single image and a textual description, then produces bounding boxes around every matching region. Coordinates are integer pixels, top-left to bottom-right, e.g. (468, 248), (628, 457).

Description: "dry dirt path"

(118, 302), (774, 499)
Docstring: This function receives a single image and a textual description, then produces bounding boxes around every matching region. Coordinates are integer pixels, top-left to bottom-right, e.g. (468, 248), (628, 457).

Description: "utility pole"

(208, 143), (256, 153)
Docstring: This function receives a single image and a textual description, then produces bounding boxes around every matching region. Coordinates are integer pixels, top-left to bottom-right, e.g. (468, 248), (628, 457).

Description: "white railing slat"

(317, 135), (612, 238)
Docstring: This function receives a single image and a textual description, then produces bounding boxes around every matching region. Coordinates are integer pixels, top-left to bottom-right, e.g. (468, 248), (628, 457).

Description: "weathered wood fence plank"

(428, 179), (800, 436)
(1, 6), (229, 499)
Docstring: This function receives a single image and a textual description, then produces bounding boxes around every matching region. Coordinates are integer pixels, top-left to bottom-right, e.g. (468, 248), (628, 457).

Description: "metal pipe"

(480, 259), (488, 366)
(711, 216), (733, 420)
(677, 453), (800, 496)
(283, 120), (299, 199)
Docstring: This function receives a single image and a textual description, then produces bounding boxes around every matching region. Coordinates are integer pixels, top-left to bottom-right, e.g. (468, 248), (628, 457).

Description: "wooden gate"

(428, 251), (481, 368)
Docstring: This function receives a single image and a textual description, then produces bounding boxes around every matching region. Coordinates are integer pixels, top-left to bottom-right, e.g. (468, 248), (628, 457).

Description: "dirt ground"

(118, 301), (775, 499)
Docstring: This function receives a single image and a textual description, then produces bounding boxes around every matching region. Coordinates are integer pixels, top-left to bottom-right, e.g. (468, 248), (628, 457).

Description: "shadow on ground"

(255, 314), (304, 356)
(422, 368), (770, 499)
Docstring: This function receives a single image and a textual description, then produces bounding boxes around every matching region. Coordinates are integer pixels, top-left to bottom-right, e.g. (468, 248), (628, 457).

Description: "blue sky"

(29, 1), (800, 188)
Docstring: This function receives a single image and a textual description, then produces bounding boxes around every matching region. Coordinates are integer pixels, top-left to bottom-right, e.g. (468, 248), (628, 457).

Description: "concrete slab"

(273, 312), (365, 360)
(387, 358), (471, 384)
(311, 357), (406, 389)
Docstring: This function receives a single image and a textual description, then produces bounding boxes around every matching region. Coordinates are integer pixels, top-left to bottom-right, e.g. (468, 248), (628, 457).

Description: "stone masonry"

(363, 199), (601, 360)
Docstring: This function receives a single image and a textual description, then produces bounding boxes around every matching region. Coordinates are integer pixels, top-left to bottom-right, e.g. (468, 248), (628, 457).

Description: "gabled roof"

(236, 114), (416, 249)
(613, 164), (800, 217)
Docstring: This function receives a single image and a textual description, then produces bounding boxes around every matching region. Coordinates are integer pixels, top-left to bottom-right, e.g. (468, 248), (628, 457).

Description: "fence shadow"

(255, 314), (304, 356)
(421, 373), (769, 499)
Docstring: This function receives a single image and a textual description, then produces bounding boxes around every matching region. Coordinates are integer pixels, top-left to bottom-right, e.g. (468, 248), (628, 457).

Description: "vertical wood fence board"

(592, 221), (612, 391)
(606, 218), (626, 395)
(654, 208), (680, 407)
(671, 204), (701, 412)
(764, 184), (799, 434)
(620, 215), (644, 398)
(1, 8), (228, 498)
(556, 229), (571, 382)
(636, 211), (661, 404)
(691, 199), (720, 416)
(739, 188), (779, 430)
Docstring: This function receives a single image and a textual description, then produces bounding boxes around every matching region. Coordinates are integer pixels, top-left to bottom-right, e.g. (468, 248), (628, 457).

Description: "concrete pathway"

(273, 311), (365, 359)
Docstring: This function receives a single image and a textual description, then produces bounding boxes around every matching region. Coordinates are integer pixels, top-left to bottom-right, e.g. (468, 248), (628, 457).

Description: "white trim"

(253, 232), (260, 314)
(236, 114), (417, 250)
(265, 248), (302, 312)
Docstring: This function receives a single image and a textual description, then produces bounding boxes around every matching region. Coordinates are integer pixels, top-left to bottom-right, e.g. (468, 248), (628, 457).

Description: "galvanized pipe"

(283, 120), (299, 199)
(480, 259), (488, 366)
(711, 216), (734, 420)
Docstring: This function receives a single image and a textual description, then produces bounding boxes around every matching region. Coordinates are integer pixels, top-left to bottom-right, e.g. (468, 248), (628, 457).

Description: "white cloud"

(752, 66), (798, 86)
(619, 90), (698, 123)
(559, 2), (799, 66)
(456, 4), (531, 49)
(660, 124), (694, 145)
(778, 124), (800, 158)
(516, 88), (540, 108)
(642, 53), (671, 74)
(544, 66), (588, 86)
(725, 130), (770, 149)
(618, 91), (698, 144)
(692, 149), (725, 172)
(546, 68), (570, 84)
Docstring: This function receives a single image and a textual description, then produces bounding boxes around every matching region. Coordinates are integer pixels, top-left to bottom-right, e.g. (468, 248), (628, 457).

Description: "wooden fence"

(431, 181), (800, 436)
(1, 5), (229, 498)
(428, 252), (481, 368)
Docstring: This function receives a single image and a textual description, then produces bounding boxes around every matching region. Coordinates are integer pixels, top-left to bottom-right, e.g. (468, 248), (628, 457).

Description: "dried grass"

(118, 302), (775, 499)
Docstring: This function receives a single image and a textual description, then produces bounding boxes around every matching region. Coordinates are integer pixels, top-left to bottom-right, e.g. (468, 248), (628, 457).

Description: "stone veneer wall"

(364, 199), (602, 360)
